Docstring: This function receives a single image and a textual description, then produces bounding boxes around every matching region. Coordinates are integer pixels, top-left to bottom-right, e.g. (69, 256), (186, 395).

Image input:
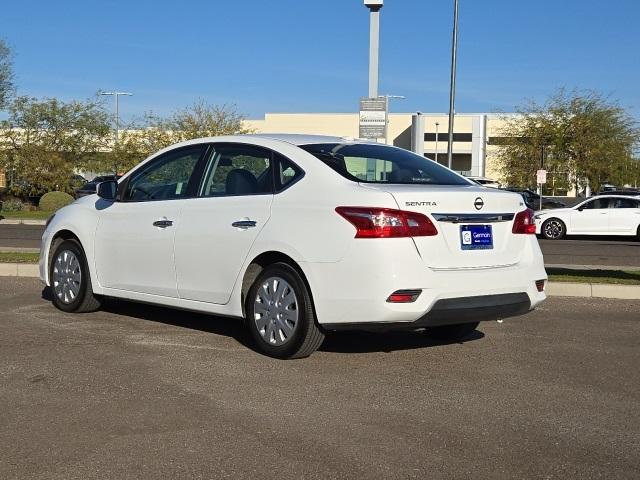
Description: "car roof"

(244, 133), (370, 146)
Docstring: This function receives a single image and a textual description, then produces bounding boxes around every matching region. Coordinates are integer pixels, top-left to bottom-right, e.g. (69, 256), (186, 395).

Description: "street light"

(446, 0), (459, 170)
(99, 90), (133, 174)
(364, 0), (383, 99)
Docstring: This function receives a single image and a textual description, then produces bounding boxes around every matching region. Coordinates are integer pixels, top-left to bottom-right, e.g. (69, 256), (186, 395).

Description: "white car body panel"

(41, 134), (547, 327)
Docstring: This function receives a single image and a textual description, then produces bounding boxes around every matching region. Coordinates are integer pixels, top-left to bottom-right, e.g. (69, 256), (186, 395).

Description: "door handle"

(232, 220), (257, 229)
(153, 219), (174, 228)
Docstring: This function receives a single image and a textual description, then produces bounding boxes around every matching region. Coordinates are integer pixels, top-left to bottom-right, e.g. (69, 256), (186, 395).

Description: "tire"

(425, 322), (480, 342)
(245, 262), (324, 359)
(49, 239), (101, 313)
(541, 218), (566, 240)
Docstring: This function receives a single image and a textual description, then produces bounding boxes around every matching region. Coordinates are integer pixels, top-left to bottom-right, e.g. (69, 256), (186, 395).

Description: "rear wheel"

(425, 322), (480, 342)
(50, 239), (101, 313)
(246, 263), (324, 359)
(542, 218), (566, 240)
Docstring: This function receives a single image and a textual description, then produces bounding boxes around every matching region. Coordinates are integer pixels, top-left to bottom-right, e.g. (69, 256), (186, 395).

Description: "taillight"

(335, 207), (438, 238)
(535, 279), (545, 292)
(512, 208), (536, 234)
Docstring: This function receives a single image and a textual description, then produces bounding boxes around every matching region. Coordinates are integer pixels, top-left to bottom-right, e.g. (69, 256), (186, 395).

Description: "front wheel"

(541, 218), (566, 240)
(425, 322), (480, 342)
(246, 263), (325, 359)
(50, 239), (101, 313)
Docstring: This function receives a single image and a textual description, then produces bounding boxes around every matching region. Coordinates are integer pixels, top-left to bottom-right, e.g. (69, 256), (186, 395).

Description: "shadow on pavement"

(320, 329), (485, 354)
(41, 287), (485, 354)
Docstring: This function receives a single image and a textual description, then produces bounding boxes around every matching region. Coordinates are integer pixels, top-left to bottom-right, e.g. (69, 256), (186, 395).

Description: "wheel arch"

(240, 251), (316, 319)
(45, 229), (90, 286)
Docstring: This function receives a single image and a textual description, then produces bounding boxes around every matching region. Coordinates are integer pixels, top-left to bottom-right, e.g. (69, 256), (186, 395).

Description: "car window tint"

(123, 146), (205, 202)
(582, 198), (611, 209)
(612, 198), (639, 208)
(275, 153), (303, 191)
(300, 143), (469, 185)
(200, 144), (273, 197)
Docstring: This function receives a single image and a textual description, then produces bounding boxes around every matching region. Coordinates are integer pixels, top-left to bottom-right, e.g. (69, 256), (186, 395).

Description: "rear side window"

(275, 153), (303, 192)
(200, 144), (273, 197)
(612, 198), (640, 208)
(299, 143), (469, 186)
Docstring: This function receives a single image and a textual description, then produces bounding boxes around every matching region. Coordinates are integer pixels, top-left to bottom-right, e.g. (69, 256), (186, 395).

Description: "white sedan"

(40, 134), (546, 359)
(534, 195), (640, 240)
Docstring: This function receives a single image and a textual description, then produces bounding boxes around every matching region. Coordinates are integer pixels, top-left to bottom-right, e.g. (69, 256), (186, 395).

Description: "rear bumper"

(299, 236), (547, 326)
(323, 292), (531, 332)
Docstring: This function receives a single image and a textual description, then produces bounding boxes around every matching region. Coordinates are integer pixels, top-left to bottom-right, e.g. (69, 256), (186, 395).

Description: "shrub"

(0, 199), (26, 212)
(38, 191), (74, 212)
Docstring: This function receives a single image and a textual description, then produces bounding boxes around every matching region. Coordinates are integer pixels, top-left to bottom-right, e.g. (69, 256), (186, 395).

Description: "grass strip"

(546, 268), (640, 285)
(0, 211), (53, 220)
(0, 252), (40, 264)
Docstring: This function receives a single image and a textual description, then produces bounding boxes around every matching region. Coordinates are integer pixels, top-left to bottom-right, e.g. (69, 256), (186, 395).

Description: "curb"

(0, 219), (47, 225)
(0, 263), (40, 277)
(1, 263), (639, 300)
(545, 282), (640, 300)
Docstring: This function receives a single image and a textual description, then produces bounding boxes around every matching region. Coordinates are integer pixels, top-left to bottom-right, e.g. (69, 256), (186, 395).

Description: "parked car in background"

(501, 187), (566, 210)
(40, 134), (546, 359)
(534, 195), (640, 239)
(74, 175), (121, 199)
(594, 189), (640, 197)
(467, 176), (500, 188)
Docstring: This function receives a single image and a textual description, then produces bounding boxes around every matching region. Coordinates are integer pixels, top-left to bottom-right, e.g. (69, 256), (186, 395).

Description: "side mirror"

(577, 206), (584, 211)
(97, 180), (118, 201)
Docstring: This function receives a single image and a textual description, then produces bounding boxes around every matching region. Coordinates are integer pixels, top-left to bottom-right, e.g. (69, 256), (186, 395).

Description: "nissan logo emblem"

(474, 197), (484, 210)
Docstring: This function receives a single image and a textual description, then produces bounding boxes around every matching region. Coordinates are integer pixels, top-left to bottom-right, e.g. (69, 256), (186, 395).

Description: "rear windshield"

(300, 143), (470, 185)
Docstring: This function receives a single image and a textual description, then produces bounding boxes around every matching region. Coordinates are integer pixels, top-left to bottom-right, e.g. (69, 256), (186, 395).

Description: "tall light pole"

(364, 1), (383, 99)
(99, 90), (133, 174)
(382, 94), (405, 144)
(435, 121), (440, 164)
(446, 0), (459, 170)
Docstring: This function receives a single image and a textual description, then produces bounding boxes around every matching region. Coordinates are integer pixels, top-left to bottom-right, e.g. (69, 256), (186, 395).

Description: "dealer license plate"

(460, 225), (493, 250)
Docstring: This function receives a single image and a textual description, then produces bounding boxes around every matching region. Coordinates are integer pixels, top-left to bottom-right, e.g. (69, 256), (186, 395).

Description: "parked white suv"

(40, 134), (546, 358)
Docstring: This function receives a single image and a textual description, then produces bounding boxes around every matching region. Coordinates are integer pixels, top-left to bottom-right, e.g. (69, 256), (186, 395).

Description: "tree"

(495, 89), (639, 194)
(0, 96), (111, 195)
(0, 39), (15, 109)
(117, 100), (250, 172)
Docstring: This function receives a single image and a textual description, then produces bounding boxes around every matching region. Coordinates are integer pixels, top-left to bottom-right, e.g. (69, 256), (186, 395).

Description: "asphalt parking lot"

(1, 278), (639, 479)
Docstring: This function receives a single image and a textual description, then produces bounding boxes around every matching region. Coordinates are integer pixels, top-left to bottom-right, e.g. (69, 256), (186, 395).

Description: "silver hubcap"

(52, 250), (82, 304)
(544, 220), (563, 239)
(253, 276), (299, 346)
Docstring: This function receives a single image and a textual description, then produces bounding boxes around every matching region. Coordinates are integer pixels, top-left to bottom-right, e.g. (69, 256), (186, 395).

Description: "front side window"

(582, 198), (611, 210)
(299, 143), (470, 185)
(200, 144), (273, 197)
(123, 146), (205, 202)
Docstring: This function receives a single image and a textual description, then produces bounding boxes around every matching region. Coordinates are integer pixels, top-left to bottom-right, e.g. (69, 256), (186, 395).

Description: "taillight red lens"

(335, 207), (438, 238)
(512, 208), (536, 234)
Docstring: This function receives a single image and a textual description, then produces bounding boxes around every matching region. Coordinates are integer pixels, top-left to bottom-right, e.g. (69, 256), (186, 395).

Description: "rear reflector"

(387, 289), (422, 303)
(336, 207), (438, 238)
(513, 208), (537, 234)
(535, 279), (545, 292)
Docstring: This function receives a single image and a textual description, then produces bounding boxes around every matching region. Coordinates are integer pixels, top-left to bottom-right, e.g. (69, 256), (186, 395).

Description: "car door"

(570, 198), (611, 233)
(608, 198), (640, 234)
(94, 144), (208, 296)
(174, 143), (278, 304)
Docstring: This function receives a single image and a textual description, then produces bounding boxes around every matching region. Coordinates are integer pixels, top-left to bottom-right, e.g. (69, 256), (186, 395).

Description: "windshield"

(300, 143), (471, 186)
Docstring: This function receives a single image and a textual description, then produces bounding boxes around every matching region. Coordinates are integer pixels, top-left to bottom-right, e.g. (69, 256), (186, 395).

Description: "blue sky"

(1, 0), (639, 120)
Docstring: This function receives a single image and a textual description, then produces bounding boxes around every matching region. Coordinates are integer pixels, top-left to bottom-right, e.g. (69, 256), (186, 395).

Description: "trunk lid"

(361, 184), (528, 270)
